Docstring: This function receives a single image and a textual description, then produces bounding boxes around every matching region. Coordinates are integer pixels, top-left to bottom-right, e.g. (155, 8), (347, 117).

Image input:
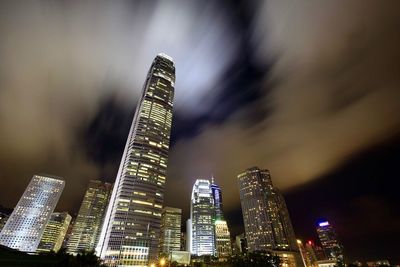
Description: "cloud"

(165, 0), (400, 211)
(0, 0), (240, 211)
(0, 0), (399, 217)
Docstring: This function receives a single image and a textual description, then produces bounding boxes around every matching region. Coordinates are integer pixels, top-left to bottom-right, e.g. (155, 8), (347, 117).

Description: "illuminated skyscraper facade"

(37, 212), (71, 253)
(210, 177), (223, 220)
(210, 178), (231, 258)
(189, 179), (215, 256)
(237, 167), (297, 252)
(316, 221), (344, 262)
(0, 175), (64, 252)
(159, 207), (181, 254)
(214, 220), (232, 258)
(297, 240), (320, 267)
(67, 180), (112, 254)
(97, 54), (175, 266)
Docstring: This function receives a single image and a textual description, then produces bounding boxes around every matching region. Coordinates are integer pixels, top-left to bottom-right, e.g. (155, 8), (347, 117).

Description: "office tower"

(210, 177), (223, 220)
(235, 233), (247, 254)
(0, 213), (9, 232)
(97, 54), (175, 266)
(210, 178), (231, 258)
(297, 240), (320, 267)
(67, 180), (112, 254)
(306, 240), (326, 261)
(189, 179), (215, 256)
(186, 219), (192, 252)
(237, 167), (297, 252)
(316, 220), (344, 262)
(159, 207), (182, 254)
(0, 206), (13, 232)
(215, 220), (232, 258)
(37, 212), (71, 253)
(0, 175), (64, 252)
(180, 232), (186, 251)
(62, 217), (75, 249)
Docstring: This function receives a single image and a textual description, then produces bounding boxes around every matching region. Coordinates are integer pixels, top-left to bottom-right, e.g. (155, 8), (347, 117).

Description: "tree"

(229, 251), (280, 267)
(39, 248), (106, 267)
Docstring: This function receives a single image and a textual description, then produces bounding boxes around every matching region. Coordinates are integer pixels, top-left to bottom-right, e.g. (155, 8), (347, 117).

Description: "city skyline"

(0, 0), (399, 264)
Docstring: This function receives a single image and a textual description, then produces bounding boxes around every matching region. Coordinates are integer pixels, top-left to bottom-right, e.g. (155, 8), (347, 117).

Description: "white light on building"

(189, 179), (215, 256)
(0, 175), (65, 253)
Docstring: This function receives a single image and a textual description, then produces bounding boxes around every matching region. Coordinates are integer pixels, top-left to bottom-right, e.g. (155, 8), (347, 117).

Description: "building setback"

(0, 175), (64, 253)
(237, 167), (298, 252)
(37, 212), (71, 253)
(96, 54), (175, 266)
(66, 180), (112, 254)
(159, 207), (181, 254)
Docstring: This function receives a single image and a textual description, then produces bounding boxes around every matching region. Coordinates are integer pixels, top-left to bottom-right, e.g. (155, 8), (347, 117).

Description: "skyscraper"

(210, 178), (231, 258)
(237, 167), (297, 252)
(214, 220), (232, 258)
(297, 240), (321, 267)
(316, 220), (344, 262)
(67, 180), (112, 254)
(189, 179), (215, 256)
(186, 219), (192, 252)
(0, 206), (13, 232)
(235, 233), (247, 254)
(210, 177), (223, 220)
(0, 175), (64, 252)
(159, 207), (181, 254)
(97, 54), (175, 266)
(37, 212), (71, 253)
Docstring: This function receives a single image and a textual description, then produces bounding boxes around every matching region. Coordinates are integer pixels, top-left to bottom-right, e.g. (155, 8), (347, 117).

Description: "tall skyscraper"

(37, 212), (71, 253)
(316, 220), (344, 262)
(210, 177), (223, 220)
(159, 207), (181, 254)
(189, 179), (215, 256)
(0, 175), (64, 252)
(97, 54), (175, 266)
(214, 220), (232, 258)
(67, 180), (112, 254)
(237, 167), (297, 252)
(210, 178), (231, 258)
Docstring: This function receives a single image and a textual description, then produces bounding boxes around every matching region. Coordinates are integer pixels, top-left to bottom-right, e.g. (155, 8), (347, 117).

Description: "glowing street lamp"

(160, 258), (166, 266)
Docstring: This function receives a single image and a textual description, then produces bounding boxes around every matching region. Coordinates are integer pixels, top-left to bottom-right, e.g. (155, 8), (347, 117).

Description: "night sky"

(1, 0), (400, 263)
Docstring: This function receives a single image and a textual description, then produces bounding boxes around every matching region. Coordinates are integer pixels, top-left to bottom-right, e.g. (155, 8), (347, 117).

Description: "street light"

(160, 258), (166, 266)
